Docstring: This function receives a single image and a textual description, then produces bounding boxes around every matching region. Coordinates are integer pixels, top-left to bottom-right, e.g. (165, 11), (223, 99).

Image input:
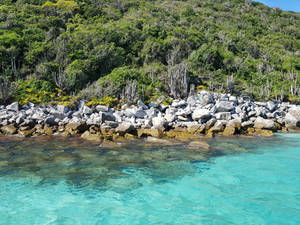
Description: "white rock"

(6, 102), (19, 112)
(96, 105), (109, 112)
(152, 116), (167, 128)
(192, 108), (211, 121)
(254, 117), (275, 129)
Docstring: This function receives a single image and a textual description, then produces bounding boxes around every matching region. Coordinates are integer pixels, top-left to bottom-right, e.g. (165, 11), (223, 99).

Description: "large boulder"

(192, 108), (211, 121)
(216, 101), (234, 112)
(152, 116), (167, 128)
(115, 122), (135, 135)
(66, 122), (88, 134)
(254, 117), (276, 130)
(284, 106), (300, 130)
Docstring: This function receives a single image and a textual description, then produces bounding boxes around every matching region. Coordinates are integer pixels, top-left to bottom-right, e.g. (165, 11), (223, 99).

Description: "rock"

(82, 105), (93, 115)
(96, 105), (109, 112)
(198, 91), (214, 105)
(105, 121), (119, 128)
(137, 128), (164, 138)
(0, 125), (17, 135)
(209, 120), (227, 133)
(187, 96), (196, 106)
(188, 141), (210, 151)
(192, 108), (211, 121)
(137, 100), (148, 110)
(284, 113), (300, 130)
(6, 102), (19, 112)
(267, 101), (276, 112)
(148, 102), (158, 108)
(249, 128), (274, 137)
(284, 106), (300, 130)
(164, 113), (176, 123)
(175, 107), (192, 117)
(229, 96), (237, 102)
(115, 122), (134, 135)
(215, 112), (231, 120)
(205, 118), (217, 130)
(165, 129), (198, 139)
(57, 105), (69, 113)
(124, 133), (138, 139)
(102, 112), (115, 122)
(81, 131), (103, 141)
(43, 127), (54, 135)
(171, 100), (186, 108)
(49, 109), (67, 120)
(134, 109), (147, 119)
(146, 137), (173, 145)
(177, 116), (190, 121)
(65, 122), (88, 134)
(186, 124), (205, 134)
(152, 116), (167, 128)
(227, 119), (242, 130)
(18, 129), (33, 137)
(216, 101), (234, 112)
(223, 125), (236, 136)
(254, 117), (276, 130)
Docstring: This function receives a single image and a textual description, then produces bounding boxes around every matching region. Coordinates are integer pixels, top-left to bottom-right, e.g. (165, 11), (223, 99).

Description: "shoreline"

(1, 91), (300, 143)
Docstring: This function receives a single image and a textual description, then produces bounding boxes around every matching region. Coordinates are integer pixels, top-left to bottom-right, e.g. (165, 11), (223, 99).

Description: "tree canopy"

(1, 0), (300, 104)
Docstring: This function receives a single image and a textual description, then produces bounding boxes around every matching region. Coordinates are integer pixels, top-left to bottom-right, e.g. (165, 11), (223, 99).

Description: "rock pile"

(0, 91), (299, 140)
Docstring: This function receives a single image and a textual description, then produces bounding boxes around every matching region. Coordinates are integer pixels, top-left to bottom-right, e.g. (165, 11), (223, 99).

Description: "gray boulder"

(216, 101), (234, 112)
(134, 109), (147, 119)
(137, 100), (148, 110)
(215, 112), (231, 120)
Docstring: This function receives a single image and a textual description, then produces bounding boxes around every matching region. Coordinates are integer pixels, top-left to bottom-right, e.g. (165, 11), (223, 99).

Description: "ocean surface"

(0, 134), (299, 225)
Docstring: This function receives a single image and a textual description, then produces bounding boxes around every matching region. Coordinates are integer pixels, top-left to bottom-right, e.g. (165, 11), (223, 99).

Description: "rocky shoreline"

(1, 91), (300, 142)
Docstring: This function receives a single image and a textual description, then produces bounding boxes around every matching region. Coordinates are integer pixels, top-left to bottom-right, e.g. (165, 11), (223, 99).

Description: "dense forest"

(0, 0), (300, 106)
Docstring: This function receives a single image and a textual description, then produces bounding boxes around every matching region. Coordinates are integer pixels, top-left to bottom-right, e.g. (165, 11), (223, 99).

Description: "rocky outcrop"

(0, 92), (297, 141)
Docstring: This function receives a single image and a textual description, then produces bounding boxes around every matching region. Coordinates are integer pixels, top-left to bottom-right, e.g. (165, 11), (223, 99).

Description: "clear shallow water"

(0, 134), (299, 225)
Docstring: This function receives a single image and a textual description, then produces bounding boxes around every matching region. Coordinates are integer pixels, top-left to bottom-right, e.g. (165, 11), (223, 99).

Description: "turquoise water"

(0, 134), (299, 225)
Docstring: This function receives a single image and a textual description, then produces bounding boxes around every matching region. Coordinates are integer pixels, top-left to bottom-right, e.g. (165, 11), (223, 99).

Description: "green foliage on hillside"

(0, 0), (300, 104)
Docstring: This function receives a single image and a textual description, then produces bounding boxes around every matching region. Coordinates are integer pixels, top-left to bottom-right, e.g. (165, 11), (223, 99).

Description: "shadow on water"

(0, 134), (292, 192)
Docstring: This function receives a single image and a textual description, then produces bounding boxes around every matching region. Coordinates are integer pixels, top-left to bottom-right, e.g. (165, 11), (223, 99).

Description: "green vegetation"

(0, 0), (300, 104)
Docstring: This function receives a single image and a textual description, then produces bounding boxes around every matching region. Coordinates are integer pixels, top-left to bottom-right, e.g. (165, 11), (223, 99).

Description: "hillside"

(0, 0), (300, 105)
